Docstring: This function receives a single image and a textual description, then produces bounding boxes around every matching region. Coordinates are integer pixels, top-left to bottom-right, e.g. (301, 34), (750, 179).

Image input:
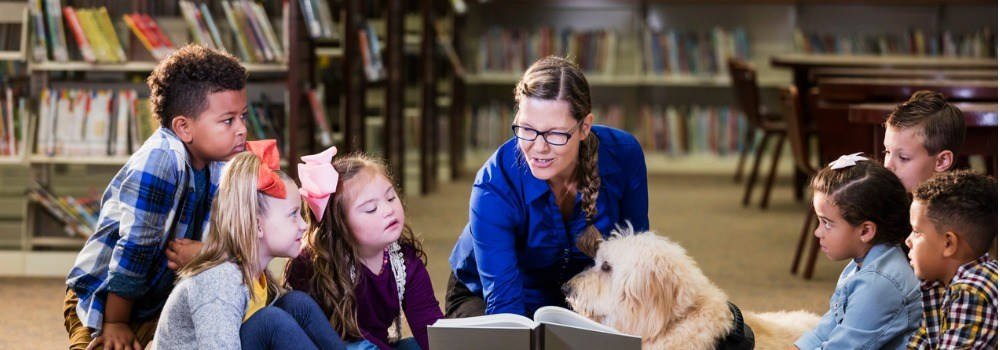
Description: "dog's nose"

(561, 283), (572, 296)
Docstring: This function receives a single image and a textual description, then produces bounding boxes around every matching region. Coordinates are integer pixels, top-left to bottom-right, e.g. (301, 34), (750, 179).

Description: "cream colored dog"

(565, 227), (820, 349)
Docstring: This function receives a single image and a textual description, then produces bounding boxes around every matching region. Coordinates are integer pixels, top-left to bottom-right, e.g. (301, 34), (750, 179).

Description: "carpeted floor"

(0, 168), (843, 349)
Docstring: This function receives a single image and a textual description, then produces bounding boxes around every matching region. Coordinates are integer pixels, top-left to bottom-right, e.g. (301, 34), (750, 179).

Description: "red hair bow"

(246, 140), (285, 198)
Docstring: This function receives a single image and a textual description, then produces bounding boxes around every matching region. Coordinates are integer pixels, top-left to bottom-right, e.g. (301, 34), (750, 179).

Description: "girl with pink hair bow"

(286, 147), (443, 350)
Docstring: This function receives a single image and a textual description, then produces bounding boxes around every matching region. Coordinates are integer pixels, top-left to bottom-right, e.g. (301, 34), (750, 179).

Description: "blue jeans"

(346, 337), (421, 350)
(240, 291), (346, 350)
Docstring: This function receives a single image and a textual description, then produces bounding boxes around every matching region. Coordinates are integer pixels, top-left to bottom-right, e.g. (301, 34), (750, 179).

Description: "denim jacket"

(796, 243), (922, 350)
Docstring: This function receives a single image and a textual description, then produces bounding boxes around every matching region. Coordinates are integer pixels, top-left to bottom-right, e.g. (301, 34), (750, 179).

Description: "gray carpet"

(0, 170), (842, 349)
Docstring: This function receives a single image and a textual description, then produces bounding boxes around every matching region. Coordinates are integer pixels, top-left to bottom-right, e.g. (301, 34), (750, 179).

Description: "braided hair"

(514, 56), (602, 255)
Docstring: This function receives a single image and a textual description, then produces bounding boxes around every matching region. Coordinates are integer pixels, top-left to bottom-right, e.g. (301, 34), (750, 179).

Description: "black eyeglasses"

(511, 120), (584, 146)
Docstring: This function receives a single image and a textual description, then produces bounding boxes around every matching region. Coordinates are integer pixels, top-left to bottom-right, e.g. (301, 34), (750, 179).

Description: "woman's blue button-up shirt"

(449, 125), (650, 316)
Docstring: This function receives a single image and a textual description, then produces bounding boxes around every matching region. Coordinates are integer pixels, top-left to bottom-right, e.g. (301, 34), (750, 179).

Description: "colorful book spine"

(44, 0), (69, 61)
(62, 7), (95, 62)
(94, 7), (126, 62)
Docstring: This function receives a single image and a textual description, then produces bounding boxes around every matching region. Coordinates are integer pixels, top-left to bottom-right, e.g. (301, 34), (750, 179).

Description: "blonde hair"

(179, 152), (290, 302)
(296, 153), (426, 338)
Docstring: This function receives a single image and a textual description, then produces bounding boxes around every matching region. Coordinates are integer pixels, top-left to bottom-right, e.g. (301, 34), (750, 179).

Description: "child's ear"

(933, 150), (954, 172)
(256, 218), (265, 239)
(171, 116), (195, 143)
(942, 231), (959, 258)
(858, 221), (877, 244)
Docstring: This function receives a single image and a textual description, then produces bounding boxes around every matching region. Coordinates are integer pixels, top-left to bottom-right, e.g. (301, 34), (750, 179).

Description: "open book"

(429, 306), (641, 350)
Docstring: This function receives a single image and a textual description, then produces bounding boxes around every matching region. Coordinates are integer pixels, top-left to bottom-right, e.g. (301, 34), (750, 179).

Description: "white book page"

(431, 313), (538, 329)
(533, 306), (628, 335)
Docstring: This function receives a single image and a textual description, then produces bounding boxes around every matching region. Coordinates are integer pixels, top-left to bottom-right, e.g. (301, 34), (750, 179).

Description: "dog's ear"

(576, 226), (604, 258)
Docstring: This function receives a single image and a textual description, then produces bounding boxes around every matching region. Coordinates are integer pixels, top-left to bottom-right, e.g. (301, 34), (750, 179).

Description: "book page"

(431, 313), (538, 329)
(533, 306), (627, 335)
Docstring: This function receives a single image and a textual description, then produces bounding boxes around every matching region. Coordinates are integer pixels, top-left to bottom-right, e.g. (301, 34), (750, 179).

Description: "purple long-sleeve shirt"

(286, 244), (443, 350)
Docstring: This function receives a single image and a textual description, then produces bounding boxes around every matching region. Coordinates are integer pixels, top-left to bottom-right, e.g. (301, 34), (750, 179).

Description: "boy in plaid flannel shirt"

(906, 171), (998, 349)
(63, 45), (249, 350)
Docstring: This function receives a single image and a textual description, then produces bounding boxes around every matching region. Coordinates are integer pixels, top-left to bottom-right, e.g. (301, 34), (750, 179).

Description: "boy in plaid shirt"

(64, 45), (249, 350)
(906, 171), (998, 349)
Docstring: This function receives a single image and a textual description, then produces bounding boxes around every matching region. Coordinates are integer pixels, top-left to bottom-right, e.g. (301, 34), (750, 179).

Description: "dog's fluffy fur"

(565, 227), (820, 349)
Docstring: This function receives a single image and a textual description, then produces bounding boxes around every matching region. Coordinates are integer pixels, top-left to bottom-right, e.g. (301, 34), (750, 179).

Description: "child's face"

(883, 125), (938, 192)
(905, 199), (948, 283)
(187, 89), (249, 165)
(259, 179), (308, 259)
(345, 173), (404, 253)
(812, 191), (869, 261)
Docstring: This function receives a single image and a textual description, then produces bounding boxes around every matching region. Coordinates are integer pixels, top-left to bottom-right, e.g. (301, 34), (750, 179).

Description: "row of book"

(0, 88), (26, 157)
(35, 88), (154, 157)
(476, 27), (628, 75)
(359, 22), (385, 81)
(0, 23), (22, 52)
(245, 93), (287, 152)
(298, 0), (338, 40)
(467, 102), (750, 156)
(793, 27), (998, 58)
(35, 87), (286, 159)
(475, 26), (752, 77)
(467, 101), (512, 150)
(635, 105), (749, 156)
(27, 186), (98, 238)
(28, 0), (286, 63)
(643, 28), (750, 76)
(180, 0), (285, 63)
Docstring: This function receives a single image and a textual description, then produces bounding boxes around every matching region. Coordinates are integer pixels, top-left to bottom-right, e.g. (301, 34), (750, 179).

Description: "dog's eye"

(601, 261), (612, 273)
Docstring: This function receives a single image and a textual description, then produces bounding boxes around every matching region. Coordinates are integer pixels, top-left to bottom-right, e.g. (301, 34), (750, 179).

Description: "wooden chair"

(728, 59), (787, 209)
(782, 86), (822, 279)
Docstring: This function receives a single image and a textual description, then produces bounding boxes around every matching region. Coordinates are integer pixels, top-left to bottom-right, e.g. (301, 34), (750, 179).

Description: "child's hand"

(87, 322), (141, 350)
(166, 239), (203, 270)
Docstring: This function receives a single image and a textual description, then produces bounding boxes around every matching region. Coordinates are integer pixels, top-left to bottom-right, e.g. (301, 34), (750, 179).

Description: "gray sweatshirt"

(153, 262), (250, 350)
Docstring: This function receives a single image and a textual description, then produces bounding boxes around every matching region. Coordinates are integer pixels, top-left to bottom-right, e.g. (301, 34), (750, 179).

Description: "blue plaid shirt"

(66, 127), (225, 333)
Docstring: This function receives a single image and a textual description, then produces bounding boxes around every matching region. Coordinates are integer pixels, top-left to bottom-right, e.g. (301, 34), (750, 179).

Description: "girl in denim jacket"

(795, 153), (921, 350)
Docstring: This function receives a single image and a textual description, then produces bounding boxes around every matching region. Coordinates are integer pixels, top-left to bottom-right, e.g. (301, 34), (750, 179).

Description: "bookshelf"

(460, 1), (997, 159)
(300, 0), (466, 195)
(0, 0), (312, 261)
(29, 60), (288, 72)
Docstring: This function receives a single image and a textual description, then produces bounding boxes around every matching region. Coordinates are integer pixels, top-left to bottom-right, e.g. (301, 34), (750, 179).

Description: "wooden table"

(818, 78), (998, 102)
(772, 54), (998, 122)
(848, 102), (998, 174)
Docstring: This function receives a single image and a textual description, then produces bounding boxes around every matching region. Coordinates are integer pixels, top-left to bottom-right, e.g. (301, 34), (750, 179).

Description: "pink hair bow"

(298, 146), (339, 221)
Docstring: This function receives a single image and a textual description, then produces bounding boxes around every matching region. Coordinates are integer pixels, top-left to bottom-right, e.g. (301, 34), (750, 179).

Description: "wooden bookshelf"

(773, 54), (998, 70)
(461, 0), (997, 161)
(29, 61), (288, 73)
(4, 0), (311, 261)
(28, 155), (131, 166)
(0, 51), (23, 61)
(465, 72), (791, 88)
(31, 236), (85, 250)
(0, 156), (25, 165)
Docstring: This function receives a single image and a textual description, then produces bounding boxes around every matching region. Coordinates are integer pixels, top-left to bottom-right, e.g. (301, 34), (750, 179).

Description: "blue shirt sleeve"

(468, 181), (527, 315)
(618, 139), (649, 232)
(106, 148), (180, 298)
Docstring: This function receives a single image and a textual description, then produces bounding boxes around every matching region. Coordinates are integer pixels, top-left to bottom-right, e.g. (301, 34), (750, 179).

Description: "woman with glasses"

(446, 56), (650, 317)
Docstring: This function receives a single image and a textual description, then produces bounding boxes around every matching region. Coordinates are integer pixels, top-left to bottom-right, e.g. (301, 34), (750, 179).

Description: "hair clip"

(828, 152), (867, 170)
